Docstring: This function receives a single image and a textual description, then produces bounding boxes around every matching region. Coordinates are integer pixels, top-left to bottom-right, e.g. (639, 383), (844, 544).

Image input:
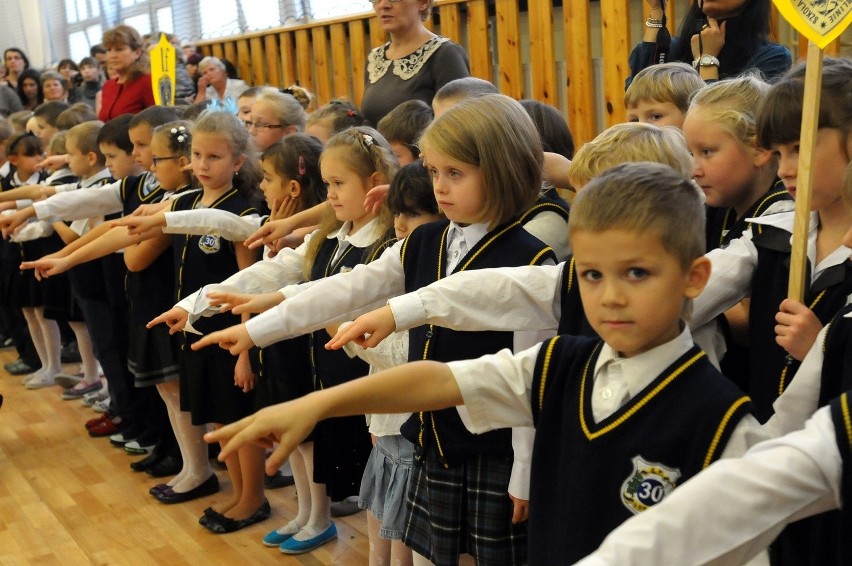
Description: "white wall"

(1, 0), (50, 68)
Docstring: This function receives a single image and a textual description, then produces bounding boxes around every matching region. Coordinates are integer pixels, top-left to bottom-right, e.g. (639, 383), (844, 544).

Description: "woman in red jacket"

(98, 25), (154, 121)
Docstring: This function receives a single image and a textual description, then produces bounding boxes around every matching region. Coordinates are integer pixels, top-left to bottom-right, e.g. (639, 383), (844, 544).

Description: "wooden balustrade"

(195, 0), (839, 147)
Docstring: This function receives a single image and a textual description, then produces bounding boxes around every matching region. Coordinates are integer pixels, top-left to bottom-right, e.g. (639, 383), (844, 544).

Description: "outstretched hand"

(0, 209), (33, 239)
(244, 217), (295, 250)
(325, 305), (397, 351)
(190, 323), (256, 355)
(147, 306), (190, 334)
(207, 290), (285, 315)
(204, 398), (320, 474)
(110, 212), (165, 236)
(20, 256), (71, 280)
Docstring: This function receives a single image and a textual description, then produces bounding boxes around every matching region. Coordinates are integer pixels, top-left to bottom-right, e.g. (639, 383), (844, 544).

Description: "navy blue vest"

(748, 225), (852, 422)
(828, 392), (852, 565)
(308, 230), (396, 390)
(705, 179), (791, 252)
(556, 256), (597, 338)
(529, 334), (752, 564)
(518, 188), (569, 226)
(399, 220), (556, 466)
(171, 188), (257, 346)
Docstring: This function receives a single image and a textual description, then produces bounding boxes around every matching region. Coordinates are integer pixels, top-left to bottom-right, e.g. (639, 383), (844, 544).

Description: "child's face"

(43, 79), (66, 102)
(129, 123), (154, 170)
(9, 151), (42, 179)
(390, 141), (417, 166)
(100, 142), (136, 179)
(150, 134), (187, 191)
(306, 122), (332, 145)
(249, 102), (286, 151)
(683, 110), (765, 211)
(66, 139), (94, 178)
(626, 100), (686, 129)
(32, 117), (58, 143)
(393, 209), (441, 240)
(191, 132), (245, 193)
(260, 158), (295, 209)
(572, 227), (709, 358)
(237, 95), (256, 126)
(321, 146), (374, 230)
(80, 64), (99, 82)
(773, 128), (848, 213)
(421, 147), (486, 225)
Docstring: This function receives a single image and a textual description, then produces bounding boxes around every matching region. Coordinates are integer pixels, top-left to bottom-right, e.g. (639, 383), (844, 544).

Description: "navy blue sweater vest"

(529, 334), (752, 564)
(399, 220), (555, 466)
(556, 256), (597, 338)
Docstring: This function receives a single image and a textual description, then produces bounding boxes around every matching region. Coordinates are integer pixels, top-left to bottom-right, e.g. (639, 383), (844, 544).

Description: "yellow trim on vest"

(566, 256), (575, 293)
(530, 247), (554, 266)
(537, 338), (560, 413)
(840, 393), (852, 452)
(579, 349), (706, 440)
(703, 395), (750, 468)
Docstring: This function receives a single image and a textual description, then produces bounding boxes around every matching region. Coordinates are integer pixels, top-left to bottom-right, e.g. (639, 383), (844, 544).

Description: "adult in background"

(0, 81), (23, 117)
(41, 71), (69, 103)
(99, 25), (155, 121)
(4, 48), (30, 90)
(193, 56), (248, 105)
(360, 0), (469, 126)
(627, 0), (791, 87)
(16, 69), (42, 110)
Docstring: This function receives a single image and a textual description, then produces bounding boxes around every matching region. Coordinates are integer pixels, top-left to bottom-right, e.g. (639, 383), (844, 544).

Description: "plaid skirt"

(403, 453), (527, 566)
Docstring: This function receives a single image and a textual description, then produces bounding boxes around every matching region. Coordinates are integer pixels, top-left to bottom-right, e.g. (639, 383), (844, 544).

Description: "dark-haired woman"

(4, 48), (30, 90)
(627, 0), (791, 88)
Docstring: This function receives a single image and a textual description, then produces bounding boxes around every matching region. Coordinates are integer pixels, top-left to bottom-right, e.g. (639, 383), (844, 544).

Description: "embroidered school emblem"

(772, 0), (852, 48)
(198, 234), (221, 254)
(620, 455), (681, 514)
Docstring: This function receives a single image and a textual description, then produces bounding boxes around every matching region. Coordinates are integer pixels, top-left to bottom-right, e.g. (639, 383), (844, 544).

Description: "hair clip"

(170, 125), (190, 145)
(361, 133), (374, 147)
(298, 155), (306, 176)
(347, 109), (356, 117)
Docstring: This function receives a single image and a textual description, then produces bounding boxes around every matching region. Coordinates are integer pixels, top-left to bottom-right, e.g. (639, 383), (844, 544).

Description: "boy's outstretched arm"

(326, 305), (397, 350)
(205, 360), (463, 474)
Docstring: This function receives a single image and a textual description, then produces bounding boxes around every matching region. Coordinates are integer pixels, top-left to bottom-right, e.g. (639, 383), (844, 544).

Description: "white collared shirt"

(33, 167), (119, 222)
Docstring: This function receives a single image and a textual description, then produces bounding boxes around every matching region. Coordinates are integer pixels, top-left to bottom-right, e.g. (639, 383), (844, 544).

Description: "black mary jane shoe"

(154, 474), (219, 504)
(203, 499), (271, 534)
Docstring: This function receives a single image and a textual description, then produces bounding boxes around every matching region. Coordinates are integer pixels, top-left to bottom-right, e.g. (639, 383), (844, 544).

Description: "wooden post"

(528, 0), (557, 105)
(564, 0), (595, 145)
(236, 38), (251, 84)
(279, 32), (296, 87)
(438, 3), (463, 44)
(599, 0), (631, 126)
(495, 0), (523, 99)
(250, 36), (265, 86)
(329, 23), (350, 100)
(264, 34), (280, 87)
(787, 45), (824, 301)
(466, 0), (492, 80)
(295, 29), (313, 92)
(349, 20), (368, 105)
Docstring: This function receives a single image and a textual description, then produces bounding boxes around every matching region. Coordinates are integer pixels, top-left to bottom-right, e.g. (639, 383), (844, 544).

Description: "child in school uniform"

(305, 99), (365, 145)
(247, 90), (306, 152)
(624, 62), (704, 129)
(186, 95), (558, 565)
(134, 125), (398, 549)
(206, 161), (766, 565)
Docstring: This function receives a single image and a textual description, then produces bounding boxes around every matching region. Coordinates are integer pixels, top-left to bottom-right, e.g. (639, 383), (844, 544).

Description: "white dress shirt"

(575, 404), (841, 566)
(164, 208), (262, 241)
(32, 168), (135, 222)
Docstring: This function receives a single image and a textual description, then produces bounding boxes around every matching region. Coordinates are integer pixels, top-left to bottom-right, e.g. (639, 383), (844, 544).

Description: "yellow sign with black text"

(773, 0), (852, 48)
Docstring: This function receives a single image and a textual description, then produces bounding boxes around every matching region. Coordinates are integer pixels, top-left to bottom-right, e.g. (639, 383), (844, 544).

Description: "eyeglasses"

(152, 155), (181, 166)
(245, 121), (283, 132)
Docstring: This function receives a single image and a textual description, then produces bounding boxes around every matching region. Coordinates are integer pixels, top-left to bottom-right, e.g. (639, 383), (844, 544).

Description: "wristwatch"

(692, 54), (720, 68)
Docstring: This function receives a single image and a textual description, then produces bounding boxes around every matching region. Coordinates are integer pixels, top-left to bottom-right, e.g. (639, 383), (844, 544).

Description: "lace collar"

(367, 36), (449, 83)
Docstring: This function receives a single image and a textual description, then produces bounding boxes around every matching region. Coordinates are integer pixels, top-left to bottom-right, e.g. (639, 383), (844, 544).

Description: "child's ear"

(752, 147), (774, 168)
(178, 155), (190, 169)
(684, 256), (711, 299)
(232, 153), (247, 173)
(369, 171), (382, 187)
(288, 179), (302, 200)
(87, 151), (98, 167)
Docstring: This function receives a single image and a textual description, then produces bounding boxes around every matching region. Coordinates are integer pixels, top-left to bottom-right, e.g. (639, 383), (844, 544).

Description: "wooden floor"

(0, 347), (369, 565)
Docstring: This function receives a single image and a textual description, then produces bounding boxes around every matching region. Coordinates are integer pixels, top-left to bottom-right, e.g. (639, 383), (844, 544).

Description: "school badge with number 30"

(621, 455), (681, 514)
(773, 0), (852, 48)
(198, 234), (221, 254)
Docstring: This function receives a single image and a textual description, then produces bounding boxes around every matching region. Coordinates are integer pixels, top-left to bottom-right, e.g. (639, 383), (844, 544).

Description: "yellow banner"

(150, 33), (176, 106)
(773, 0), (852, 48)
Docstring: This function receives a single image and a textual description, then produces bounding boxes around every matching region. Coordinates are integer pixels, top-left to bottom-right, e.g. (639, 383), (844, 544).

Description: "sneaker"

(6, 359), (40, 376)
(109, 431), (137, 447)
(86, 412), (113, 430)
(124, 439), (157, 455)
(20, 372), (36, 385)
(25, 373), (56, 389)
(54, 373), (84, 390)
(81, 391), (108, 407)
(61, 380), (102, 400)
(92, 397), (111, 413)
(88, 416), (123, 437)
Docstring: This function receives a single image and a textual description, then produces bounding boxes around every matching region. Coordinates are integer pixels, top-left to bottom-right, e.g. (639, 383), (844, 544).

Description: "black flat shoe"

(154, 474), (219, 504)
(146, 455), (183, 478)
(130, 451), (163, 472)
(149, 483), (170, 496)
(264, 470), (295, 489)
(203, 499), (271, 534)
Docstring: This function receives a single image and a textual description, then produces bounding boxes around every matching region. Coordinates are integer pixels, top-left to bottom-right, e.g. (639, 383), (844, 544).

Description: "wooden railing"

(196, 0), (843, 147)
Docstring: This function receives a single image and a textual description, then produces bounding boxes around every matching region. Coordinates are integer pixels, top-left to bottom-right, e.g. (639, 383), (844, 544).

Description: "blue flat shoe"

(263, 527), (296, 547)
(279, 522), (337, 554)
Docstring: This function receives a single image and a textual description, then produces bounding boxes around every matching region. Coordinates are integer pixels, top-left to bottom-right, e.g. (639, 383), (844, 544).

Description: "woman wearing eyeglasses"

(361, 0), (469, 127)
(194, 56), (249, 105)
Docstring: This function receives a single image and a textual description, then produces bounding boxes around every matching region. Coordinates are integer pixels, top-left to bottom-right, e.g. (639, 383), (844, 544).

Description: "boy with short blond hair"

(377, 99), (433, 165)
(624, 62), (704, 128)
(207, 162), (764, 564)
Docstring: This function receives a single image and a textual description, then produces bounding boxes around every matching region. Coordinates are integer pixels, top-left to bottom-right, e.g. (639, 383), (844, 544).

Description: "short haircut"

(40, 70), (66, 90)
(129, 105), (181, 131)
(33, 101), (70, 126)
(48, 131), (67, 155)
(433, 77), (498, 105)
(198, 56), (226, 74)
(569, 161), (705, 269)
(387, 161), (438, 216)
(689, 74), (769, 150)
(8, 132), (44, 156)
(7, 110), (32, 134)
(568, 122), (692, 189)
(0, 117), (12, 143)
(253, 90), (307, 130)
(97, 114), (134, 153)
(420, 94), (541, 229)
(624, 62), (704, 113)
(519, 99), (575, 159)
(308, 99), (365, 136)
(56, 102), (97, 130)
(67, 121), (105, 164)
(79, 57), (98, 68)
(757, 56), (852, 148)
(239, 85), (277, 100)
(90, 44), (106, 56)
(377, 99), (433, 147)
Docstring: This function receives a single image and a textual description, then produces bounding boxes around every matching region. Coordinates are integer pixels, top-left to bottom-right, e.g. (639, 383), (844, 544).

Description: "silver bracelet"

(646, 17), (664, 28)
